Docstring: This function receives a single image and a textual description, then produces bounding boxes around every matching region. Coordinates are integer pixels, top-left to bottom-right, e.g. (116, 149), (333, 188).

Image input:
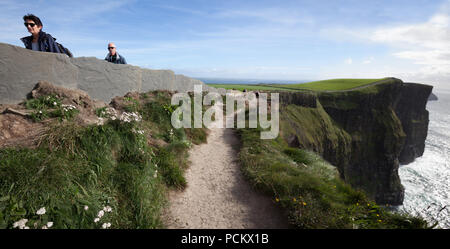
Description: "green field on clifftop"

(208, 78), (386, 92)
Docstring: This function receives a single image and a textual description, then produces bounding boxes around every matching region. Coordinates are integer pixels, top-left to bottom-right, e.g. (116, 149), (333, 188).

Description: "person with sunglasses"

(20, 14), (61, 53)
(105, 43), (127, 64)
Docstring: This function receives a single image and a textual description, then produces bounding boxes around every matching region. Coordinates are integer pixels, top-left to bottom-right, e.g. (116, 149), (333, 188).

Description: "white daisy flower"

(36, 207), (46, 215)
(13, 219), (28, 229)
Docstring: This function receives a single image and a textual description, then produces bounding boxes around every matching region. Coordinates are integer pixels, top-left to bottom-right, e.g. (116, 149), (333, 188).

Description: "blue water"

(397, 91), (450, 228)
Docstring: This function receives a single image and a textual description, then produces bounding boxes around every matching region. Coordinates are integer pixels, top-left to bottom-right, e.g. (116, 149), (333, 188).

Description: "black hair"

(23, 13), (43, 27)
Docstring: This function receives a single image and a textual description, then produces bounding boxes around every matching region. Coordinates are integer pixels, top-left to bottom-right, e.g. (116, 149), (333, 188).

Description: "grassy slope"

(0, 91), (207, 229)
(206, 83), (295, 91)
(235, 81), (430, 228)
(281, 78), (385, 91)
(208, 78), (386, 92)
(237, 126), (430, 228)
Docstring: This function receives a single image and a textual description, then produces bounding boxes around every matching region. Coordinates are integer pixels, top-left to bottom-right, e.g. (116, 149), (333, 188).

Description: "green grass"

(207, 78), (388, 92)
(280, 78), (386, 91)
(206, 83), (297, 91)
(0, 91), (208, 229)
(237, 125), (431, 229)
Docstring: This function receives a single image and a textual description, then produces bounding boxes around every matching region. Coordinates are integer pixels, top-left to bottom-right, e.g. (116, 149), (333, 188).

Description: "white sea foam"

(397, 92), (450, 228)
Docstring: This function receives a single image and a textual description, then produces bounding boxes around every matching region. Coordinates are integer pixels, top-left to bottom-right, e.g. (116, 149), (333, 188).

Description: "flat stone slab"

(0, 42), (224, 104)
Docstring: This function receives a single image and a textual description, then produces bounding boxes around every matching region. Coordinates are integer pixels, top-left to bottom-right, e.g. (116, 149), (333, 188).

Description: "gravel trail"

(164, 108), (288, 229)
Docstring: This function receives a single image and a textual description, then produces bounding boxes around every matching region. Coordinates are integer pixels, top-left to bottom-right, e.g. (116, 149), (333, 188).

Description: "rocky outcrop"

(428, 92), (438, 101)
(394, 83), (433, 164)
(280, 78), (432, 205)
(0, 42), (222, 104)
(279, 92), (317, 108)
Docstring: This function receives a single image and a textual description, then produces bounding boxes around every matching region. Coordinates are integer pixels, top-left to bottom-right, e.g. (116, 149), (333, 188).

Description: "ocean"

(396, 91), (450, 228)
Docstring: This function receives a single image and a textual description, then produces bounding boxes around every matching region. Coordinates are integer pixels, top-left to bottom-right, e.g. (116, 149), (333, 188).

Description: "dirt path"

(163, 106), (288, 229)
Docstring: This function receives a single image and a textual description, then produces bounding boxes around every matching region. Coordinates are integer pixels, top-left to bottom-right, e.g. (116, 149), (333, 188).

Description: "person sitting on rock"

(105, 43), (127, 64)
(20, 14), (61, 53)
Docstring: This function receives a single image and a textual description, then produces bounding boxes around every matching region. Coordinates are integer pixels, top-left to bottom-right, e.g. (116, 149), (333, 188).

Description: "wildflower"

(303, 202), (307, 206)
(293, 198), (297, 202)
(275, 197), (279, 202)
(154, 170), (158, 178)
(103, 206), (112, 213)
(94, 218), (100, 223)
(97, 210), (105, 218)
(23, 226), (30, 229)
(119, 112), (142, 123)
(53, 102), (57, 106)
(84, 205), (89, 211)
(102, 223), (111, 229)
(378, 220), (382, 223)
(42, 225), (48, 229)
(356, 203), (359, 206)
(36, 207), (46, 215)
(39, 110), (42, 114)
(47, 222), (53, 228)
(13, 219), (28, 229)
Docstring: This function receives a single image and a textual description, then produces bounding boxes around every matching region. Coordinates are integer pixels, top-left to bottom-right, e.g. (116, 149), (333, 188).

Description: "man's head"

(23, 14), (43, 36)
(108, 43), (116, 56)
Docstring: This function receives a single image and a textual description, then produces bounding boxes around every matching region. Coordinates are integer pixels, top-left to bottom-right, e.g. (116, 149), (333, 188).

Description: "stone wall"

(0, 42), (224, 104)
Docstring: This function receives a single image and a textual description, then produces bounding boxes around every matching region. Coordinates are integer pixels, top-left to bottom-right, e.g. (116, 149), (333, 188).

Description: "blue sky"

(1, 0), (450, 89)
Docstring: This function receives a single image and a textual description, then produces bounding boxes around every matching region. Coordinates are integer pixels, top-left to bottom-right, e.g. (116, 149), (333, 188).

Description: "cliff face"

(394, 83), (433, 164)
(279, 78), (432, 205)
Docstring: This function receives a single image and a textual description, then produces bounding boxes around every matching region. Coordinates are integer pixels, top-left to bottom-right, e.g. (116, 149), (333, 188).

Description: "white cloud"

(345, 58), (353, 64)
(320, 1), (450, 89)
(363, 57), (374, 64)
(366, 2), (450, 89)
(214, 8), (315, 26)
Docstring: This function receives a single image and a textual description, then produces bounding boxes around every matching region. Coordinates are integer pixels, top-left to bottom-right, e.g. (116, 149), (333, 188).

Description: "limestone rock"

(0, 42), (226, 105)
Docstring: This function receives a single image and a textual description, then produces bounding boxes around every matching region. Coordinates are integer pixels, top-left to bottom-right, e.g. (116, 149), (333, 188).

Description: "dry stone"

(0, 42), (226, 104)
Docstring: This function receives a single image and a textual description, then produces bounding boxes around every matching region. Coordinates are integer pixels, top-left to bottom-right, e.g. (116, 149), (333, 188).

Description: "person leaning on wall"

(20, 14), (61, 53)
(105, 42), (127, 64)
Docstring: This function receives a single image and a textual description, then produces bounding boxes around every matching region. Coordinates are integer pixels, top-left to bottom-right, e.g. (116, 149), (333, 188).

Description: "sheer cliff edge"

(279, 78), (433, 205)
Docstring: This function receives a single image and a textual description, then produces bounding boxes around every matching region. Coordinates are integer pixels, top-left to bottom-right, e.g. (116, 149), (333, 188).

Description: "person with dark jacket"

(105, 42), (127, 64)
(20, 14), (61, 53)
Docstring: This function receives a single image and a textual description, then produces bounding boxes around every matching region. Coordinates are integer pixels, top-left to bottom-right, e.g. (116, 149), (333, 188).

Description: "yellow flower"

(303, 202), (307, 206)
(293, 198), (297, 202)
(356, 203), (359, 206)
(275, 197), (279, 202)
(376, 214), (380, 217)
(378, 220), (382, 223)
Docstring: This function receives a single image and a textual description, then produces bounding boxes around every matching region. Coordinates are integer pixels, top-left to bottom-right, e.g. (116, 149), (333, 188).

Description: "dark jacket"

(20, 31), (61, 53)
(105, 53), (127, 64)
